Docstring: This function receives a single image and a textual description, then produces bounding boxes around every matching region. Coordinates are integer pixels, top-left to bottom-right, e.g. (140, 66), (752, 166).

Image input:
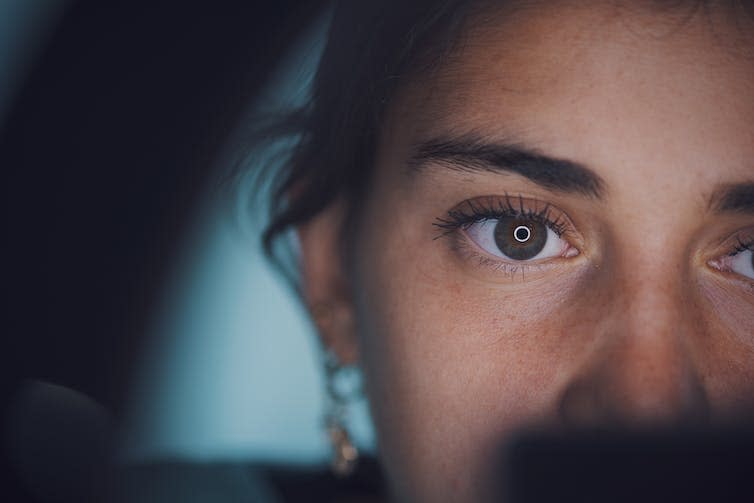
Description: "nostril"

(558, 378), (603, 428)
(678, 369), (712, 425)
(558, 366), (711, 430)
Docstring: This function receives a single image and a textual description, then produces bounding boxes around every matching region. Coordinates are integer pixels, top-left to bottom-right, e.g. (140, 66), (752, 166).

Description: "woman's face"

(301, 1), (754, 501)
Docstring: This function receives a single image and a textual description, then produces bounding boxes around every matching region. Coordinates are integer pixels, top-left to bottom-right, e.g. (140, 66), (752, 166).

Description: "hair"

(256, 0), (478, 284)
(254, 0), (749, 285)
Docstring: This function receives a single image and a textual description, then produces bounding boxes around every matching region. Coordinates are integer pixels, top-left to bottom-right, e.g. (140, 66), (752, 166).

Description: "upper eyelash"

(433, 194), (568, 239)
(730, 237), (754, 255)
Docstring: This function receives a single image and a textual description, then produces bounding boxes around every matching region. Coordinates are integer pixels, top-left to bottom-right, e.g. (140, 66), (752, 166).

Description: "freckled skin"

(301, 1), (754, 502)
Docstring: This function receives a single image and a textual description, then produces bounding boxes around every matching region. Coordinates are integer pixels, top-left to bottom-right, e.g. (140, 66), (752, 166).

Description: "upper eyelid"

(436, 195), (569, 223)
(732, 237), (754, 254)
(718, 231), (754, 256)
(434, 195), (583, 262)
(433, 195), (579, 246)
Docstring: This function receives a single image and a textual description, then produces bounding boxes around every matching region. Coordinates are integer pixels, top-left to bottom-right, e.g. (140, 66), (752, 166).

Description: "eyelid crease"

(717, 228), (754, 256)
(730, 237), (754, 255)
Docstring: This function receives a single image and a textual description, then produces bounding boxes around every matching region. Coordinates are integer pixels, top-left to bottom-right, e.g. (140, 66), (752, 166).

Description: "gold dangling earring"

(324, 351), (360, 477)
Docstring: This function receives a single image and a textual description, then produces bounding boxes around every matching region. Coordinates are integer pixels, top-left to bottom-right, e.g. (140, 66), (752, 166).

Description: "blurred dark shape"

(4, 381), (113, 502)
(504, 428), (754, 503)
(114, 462), (277, 502)
(113, 457), (386, 503)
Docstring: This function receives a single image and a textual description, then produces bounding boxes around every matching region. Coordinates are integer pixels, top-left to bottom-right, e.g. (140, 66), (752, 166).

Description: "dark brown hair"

(257, 0), (477, 282)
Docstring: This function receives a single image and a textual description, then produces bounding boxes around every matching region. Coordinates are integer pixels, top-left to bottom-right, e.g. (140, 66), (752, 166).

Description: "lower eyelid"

(451, 228), (574, 276)
(464, 222), (577, 261)
(455, 239), (550, 276)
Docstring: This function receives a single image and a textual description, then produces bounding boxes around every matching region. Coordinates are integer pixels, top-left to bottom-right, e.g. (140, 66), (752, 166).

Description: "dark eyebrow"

(710, 183), (754, 215)
(407, 136), (605, 198)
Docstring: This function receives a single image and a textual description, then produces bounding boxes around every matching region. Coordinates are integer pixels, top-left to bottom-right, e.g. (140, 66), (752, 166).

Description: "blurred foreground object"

(4, 381), (113, 502)
(505, 428), (754, 503)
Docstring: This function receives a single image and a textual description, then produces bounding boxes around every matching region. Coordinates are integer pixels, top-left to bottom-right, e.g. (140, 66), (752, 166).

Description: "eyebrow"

(710, 183), (754, 215)
(407, 136), (606, 198)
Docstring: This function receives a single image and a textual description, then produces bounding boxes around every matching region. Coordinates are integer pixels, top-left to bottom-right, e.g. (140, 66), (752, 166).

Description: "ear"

(297, 200), (359, 365)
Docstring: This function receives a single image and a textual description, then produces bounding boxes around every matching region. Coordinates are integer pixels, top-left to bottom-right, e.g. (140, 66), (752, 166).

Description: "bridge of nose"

(556, 233), (711, 427)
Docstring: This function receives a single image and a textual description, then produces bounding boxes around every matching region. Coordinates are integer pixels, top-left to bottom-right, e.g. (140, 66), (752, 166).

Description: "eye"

(465, 215), (571, 261)
(729, 248), (754, 280)
(709, 235), (754, 284)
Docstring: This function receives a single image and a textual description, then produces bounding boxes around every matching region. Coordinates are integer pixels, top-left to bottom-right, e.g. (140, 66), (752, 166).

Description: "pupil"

(514, 226), (530, 242)
(493, 217), (547, 260)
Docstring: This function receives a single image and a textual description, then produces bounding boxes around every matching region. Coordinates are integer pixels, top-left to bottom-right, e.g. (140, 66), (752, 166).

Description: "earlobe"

(297, 201), (359, 365)
(311, 300), (359, 364)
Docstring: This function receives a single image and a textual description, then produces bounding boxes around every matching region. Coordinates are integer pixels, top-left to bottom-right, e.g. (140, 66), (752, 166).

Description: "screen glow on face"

(323, 4), (754, 502)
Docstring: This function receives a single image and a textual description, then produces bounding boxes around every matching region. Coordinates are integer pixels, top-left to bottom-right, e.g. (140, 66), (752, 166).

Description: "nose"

(558, 261), (710, 428)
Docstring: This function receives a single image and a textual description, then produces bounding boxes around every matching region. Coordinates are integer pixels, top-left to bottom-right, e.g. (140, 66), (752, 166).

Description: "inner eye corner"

(704, 246), (754, 282)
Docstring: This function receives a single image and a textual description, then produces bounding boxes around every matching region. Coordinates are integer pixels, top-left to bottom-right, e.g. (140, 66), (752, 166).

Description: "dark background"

(2, 1), (323, 499)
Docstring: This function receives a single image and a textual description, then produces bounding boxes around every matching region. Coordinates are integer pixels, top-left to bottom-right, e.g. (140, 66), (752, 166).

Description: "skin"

(299, 1), (754, 501)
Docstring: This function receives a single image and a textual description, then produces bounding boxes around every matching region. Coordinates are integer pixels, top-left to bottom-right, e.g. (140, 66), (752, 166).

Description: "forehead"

(383, 1), (754, 183)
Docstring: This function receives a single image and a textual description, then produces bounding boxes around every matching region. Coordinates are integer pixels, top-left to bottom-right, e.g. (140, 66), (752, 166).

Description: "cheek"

(352, 229), (592, 499)
(700, 276), (754, 348)
(696, 276), (754, 413)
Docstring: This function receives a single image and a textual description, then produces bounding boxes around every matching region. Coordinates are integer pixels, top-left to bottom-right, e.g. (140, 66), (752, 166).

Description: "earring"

(324, 351), (360, 477)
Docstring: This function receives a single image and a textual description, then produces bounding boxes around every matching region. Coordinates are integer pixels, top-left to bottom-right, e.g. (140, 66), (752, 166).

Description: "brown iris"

(493, 216), (547, 260)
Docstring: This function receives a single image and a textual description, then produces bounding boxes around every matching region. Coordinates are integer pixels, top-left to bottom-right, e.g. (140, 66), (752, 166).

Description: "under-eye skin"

(708, 230), (754, 286)
(434, 194), (580, 277)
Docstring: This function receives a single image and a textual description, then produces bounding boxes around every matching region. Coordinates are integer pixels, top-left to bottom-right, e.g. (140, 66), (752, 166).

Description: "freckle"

(449, 282), (462, 295)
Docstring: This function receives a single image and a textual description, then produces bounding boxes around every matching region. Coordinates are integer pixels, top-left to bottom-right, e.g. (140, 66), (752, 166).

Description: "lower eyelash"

(447, 228), (549, 280)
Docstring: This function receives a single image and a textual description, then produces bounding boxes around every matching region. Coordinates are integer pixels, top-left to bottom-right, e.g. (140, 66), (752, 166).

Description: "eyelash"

(432, 194), (576, 277)
(433, 194), (569, 238)
(714, 235), (754, 288)
(730, 237), (754, 256)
